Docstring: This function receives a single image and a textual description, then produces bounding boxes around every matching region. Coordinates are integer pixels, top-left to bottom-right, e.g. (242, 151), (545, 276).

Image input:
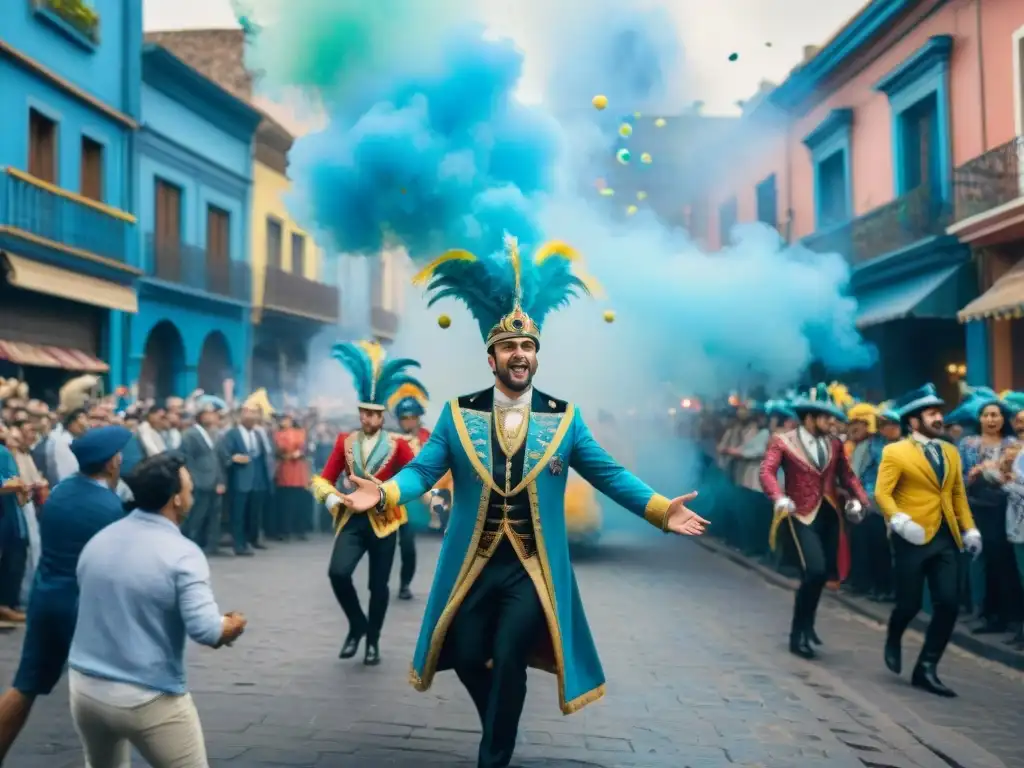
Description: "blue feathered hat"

(791, 383), (847, 421)
(944, 397), (978, 426)
(331, 340), (428, 412)
(411, 233), (603, 349)
(765, 399), (796, 421)
(957, 387), (1015, 427)
(891, 383), (945, 421)
(876, 400), (900, 423)
(1002, 391), (1024, 413)
(388, 383), (428, 419)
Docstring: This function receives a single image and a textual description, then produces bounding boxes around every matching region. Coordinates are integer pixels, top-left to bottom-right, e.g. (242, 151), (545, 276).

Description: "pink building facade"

(695, 0), (1024, 400)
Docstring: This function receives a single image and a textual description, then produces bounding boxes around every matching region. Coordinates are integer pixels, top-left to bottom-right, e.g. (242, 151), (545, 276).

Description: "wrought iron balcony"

(952, 136), (1024, 222)
(263, 264), (339, 323)
(0, 167), (133, 264)
(144, 234), (250, 302)
(802, 185), (949, 266)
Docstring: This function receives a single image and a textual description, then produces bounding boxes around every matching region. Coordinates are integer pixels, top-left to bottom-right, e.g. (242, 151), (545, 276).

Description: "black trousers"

(862, 513), (893, 595)
(272, 487), (312, 538)
(448, 541), (546, 768)
(788, 507), (838, 638)
(230, 490), (266, 553)
(398, 523), (416, 588)
(888, 525), (959, 665)
(184, 490), (220, 552)
(327, 514), (397, 644)
(0, 537), (27, 609)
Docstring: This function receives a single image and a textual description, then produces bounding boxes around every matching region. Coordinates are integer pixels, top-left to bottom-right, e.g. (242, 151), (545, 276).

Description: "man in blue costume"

(340, 234), (709, 768)
(0, 426), (130, 763)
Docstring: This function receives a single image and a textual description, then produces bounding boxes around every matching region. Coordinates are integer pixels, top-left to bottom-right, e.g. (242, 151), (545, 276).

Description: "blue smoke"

(243, 0), (876, 408)
(289, 28), (559, 260)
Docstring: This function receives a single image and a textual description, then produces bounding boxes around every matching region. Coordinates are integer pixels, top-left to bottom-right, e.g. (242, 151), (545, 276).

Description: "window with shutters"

(206, 206), (231, 295)
(154, 179), (182, 282)
(28, 109), (58, 183)
(80, 136), (104, 201)
(266, 217), (283, 269)
(291, 232), (306, 276)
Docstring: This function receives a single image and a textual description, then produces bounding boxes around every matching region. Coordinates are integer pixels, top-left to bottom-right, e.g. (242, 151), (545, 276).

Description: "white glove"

(844, 499), (865, 523)
(326, 493), (342, 512)
(889, 512), (926, 545)
(962, 528), (983, 556)
(774, 497), (796, 514)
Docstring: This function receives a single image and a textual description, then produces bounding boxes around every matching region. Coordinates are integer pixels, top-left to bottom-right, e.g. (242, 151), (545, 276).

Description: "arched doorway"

(138, 321), (185, 401)
(197, 331), (233, 396)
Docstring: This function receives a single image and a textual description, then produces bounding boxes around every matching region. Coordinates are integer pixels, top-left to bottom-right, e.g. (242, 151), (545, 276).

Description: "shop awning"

(855, 264), (964, 329)
(0, 340), (109, 372)
(1, 252), (137, 313)
(958, 259), (1024, 322)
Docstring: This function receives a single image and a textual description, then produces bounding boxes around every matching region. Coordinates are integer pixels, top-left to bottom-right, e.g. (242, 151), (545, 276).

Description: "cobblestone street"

(1, 527), (1021, 767)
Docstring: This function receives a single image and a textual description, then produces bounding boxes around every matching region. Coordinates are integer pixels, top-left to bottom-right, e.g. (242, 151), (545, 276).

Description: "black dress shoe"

(808, 629), (823, 646)
(339, 632), (364, 659)
(789, 633), (815, 659)
(884, 642), (901, 675)
(364, 643), (381, 666)
(398, 585), (413, 600)
(911, 662), (956, 697)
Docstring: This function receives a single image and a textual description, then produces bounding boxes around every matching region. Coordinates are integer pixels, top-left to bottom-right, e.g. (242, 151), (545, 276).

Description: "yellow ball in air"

(437, 314), (451, 329)
(619, 123), (632, 138)
(603, 310), (616, 323)
(626, 205), (638, 215)
(592, 94), (608, 110)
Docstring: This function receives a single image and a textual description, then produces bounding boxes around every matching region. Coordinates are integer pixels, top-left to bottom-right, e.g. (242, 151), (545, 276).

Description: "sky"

(142, 0), (869, 115)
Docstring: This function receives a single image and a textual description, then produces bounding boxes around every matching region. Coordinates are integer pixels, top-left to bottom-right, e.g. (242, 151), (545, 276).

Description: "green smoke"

(232, 0), (477, 98)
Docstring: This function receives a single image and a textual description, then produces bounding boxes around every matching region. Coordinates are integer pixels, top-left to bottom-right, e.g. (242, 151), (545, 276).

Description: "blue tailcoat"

(381, 388), (671, 715)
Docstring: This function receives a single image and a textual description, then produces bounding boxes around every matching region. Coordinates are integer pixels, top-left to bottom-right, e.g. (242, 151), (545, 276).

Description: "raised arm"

(568, 409), (672, 531)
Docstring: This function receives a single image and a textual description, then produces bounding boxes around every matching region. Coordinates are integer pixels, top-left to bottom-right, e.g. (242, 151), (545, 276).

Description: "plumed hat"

(876, 400), (901, 423)
(1001, 390), (1024, 413)
(332, 340), (428, 412)
(411, 233), (603, 349)
(891, 383), (945, 422)
(827, 382), (855, 412)
(765, 399), (796, 421)
(791, 383), (847, 422)
(954, 387), (1015, 424)
(388, 382), (428, 419)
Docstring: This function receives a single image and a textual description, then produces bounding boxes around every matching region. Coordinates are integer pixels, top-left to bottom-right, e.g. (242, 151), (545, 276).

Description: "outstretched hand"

(665, 492), (709, 536)
(340, 475), (382, 512)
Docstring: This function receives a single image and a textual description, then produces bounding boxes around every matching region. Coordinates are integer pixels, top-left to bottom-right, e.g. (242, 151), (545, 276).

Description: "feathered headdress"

(411, 233), (604, 348)
(388, 382), (428, 419)
(827, 381), (855, 411)
(332, 340), (428, 412)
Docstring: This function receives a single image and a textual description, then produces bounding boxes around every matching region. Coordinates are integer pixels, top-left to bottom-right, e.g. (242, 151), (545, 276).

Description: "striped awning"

(958, 259), (1024, 323)
(0, 340), (109, 372)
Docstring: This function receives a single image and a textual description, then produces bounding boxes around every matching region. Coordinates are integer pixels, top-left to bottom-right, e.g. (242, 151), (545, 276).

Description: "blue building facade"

(0, 0), (142, 397)
(130, 44), (261, 400)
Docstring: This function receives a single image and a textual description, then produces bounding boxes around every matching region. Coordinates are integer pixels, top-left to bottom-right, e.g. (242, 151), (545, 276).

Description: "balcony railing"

(952, 136), (1024, 223)
(144, 234), (250, 302)
(0, 167), (132, 264)
(802, 185), (949, 265)
(263, 264), (339, 323)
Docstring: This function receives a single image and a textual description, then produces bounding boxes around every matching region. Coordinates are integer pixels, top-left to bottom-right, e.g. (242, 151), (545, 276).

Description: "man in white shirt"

(46, 408), (89, 485)
(137, 407), (168, 459)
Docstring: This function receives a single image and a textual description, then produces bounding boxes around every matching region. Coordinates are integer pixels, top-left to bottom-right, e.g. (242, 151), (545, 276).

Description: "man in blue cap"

(0, 425), (131, 761)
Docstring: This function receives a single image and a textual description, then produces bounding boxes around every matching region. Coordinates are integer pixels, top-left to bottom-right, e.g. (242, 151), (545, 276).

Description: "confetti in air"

(728, 52), (739, 61)
(616, 148), (631, 164)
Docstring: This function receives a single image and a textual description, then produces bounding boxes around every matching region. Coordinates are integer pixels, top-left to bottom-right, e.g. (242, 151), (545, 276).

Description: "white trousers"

(69, 688), (209, 768)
